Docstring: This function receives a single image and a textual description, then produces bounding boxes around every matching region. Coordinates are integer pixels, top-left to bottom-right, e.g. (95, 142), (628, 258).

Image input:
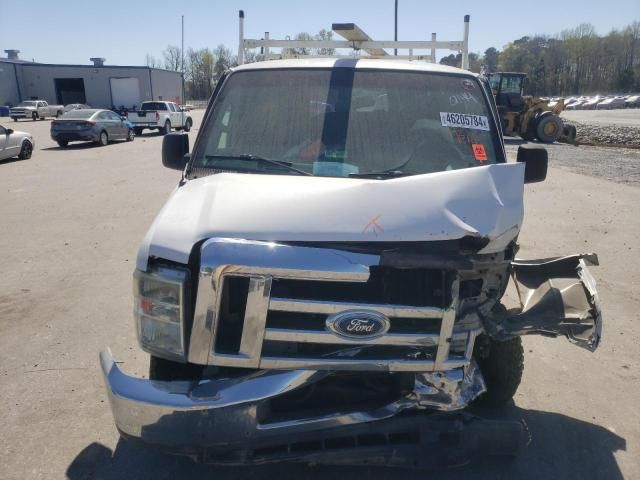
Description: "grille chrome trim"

(264, 328), (456, 346)
(236, 276), (272, 364)
(434, 278), (459, 370)
(258, 357), (470, 372)
(269, 298), (443, 319)
(189, 238), (480, 371)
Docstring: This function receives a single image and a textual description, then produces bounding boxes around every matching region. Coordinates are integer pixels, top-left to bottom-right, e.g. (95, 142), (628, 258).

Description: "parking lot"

(1, 112), (640, 479)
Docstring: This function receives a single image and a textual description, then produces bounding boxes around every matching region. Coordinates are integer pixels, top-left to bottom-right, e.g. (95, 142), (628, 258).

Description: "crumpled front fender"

(491, 254), (602, 351)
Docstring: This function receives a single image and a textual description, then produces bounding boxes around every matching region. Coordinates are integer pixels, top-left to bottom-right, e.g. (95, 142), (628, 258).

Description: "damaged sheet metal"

(412, 361), (486, 411)
(137, 163), (524, 270)
(502, 254), (602, 351)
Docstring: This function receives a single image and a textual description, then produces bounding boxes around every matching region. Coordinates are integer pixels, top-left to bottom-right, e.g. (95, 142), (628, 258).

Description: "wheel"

(160, 120), (171, 135)
(18, 140), (33, 160)
(535, 113), (563, 143)
(474, 336), (524, 407)
(183, 118), (192, 132)
(32, 112), (38, 121)
(149, 355), (203, 381)
(98, 131), (108, 146)
(57, 140), (69, 148)
(134, 127), (143, 135)
(126, 128), (135, 141)
(565, 124), (577, 141)
(56, 110), (63, 118)
(521, 123), (536, 142)
(12, 117), (18, 122)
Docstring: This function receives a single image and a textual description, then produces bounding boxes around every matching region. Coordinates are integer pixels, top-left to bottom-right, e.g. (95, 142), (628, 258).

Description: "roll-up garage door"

(110, 77), (140, 109)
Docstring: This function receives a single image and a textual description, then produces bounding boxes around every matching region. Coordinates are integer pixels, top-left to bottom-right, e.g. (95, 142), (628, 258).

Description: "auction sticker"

(472, 144), (488, 161)
(461, 79), (476, 90)
(440, 112), (490, 131)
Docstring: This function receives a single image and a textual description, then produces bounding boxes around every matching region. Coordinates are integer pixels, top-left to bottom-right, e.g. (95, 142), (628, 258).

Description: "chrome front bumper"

(100, 348), (501, 463)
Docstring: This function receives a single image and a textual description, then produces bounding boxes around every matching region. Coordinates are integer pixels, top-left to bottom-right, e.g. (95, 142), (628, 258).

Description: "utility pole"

(394, 0), (398, 56)
(181, 15), (185, 124)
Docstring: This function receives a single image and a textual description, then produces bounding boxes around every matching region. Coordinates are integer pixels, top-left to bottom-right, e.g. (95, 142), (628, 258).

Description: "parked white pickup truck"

(10, 100), (64, 121)
(126, 101), (193, 135)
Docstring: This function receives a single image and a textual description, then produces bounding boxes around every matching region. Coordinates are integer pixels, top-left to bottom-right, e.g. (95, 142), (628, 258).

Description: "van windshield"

(191, 68), (502, 178)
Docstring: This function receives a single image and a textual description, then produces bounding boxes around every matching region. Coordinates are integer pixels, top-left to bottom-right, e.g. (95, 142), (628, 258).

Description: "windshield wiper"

(348, 170), (409, 179)
(204, 154), (313, 176)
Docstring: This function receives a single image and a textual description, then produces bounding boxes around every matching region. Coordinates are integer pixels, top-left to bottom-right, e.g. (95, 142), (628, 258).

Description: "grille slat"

(269, 297), (443, 319)
(264, 327), (464, 347)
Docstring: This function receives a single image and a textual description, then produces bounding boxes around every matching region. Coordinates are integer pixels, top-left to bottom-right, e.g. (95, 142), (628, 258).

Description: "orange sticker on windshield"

(472, 144), (487, 161)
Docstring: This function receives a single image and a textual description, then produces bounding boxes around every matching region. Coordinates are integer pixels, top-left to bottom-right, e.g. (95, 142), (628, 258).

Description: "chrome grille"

(188, 238), (480, 372)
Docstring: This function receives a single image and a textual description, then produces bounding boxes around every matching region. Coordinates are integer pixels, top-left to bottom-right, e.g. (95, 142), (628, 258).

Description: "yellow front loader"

(488, 72), (576, 143)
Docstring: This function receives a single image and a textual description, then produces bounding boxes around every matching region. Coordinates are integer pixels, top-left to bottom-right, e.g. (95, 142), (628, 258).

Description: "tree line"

(147, 21), (640, 99)
(441, 22), (640, 95)
(145, 30), (335, 100)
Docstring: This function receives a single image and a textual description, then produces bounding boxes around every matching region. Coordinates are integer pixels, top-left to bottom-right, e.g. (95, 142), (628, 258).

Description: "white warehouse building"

(0, 50), (183, 110)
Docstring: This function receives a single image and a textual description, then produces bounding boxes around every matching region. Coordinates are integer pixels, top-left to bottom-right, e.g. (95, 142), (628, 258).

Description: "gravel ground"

(560, 109), (640, 147)
(505, 140), (640, 187)
(571, 121), (640, 148)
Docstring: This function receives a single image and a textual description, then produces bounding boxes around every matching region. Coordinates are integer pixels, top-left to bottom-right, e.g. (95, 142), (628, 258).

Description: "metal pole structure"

(181, 15), (185, 124)
(461, 14), (470, 70)
(238, 10), (245, 65)
(264, 32), (270, 59)
(431, 33), (436, 63)
(394, 0), (398, 56)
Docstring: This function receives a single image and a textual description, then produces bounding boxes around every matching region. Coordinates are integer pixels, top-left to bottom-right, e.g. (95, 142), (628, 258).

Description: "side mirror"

(517, 144), (548, 183)
(6, 129), (13, 135)
(162, 132), (190, 170)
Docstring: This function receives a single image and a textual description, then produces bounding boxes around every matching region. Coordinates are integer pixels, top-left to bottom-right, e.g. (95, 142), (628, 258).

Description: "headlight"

(134, 266), (189, 362)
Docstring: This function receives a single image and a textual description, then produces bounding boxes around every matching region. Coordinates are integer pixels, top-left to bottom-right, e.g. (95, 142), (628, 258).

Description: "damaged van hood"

(138, 164), (525, 269)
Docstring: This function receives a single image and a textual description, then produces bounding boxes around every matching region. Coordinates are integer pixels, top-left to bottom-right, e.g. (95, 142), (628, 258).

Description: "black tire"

(183, 118), (192, 132)
(535, 113), (563, 143)
(98, 130), (108, 146)
(126, 128), (135, 141)
(160, 120), (171, 135)
(564, 124), (577, 142)
(134, 127), (143, 135)
(521, 126), (536, 142)
(149, 355), (203, 381)
(12, 117), (18, 122)
(474, 336), (524, 407)
(18, 140), (33, 160)
(56, 110), (63, 118)
(57, 140), (69, 148)
(32, 112), (38, 121)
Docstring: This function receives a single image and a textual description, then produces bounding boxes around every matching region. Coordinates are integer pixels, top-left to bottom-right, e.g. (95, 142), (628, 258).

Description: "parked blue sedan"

(51, 109), (135, 148)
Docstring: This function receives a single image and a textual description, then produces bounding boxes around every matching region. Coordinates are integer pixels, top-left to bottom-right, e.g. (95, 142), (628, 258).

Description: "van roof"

(232, 58), (476, 77)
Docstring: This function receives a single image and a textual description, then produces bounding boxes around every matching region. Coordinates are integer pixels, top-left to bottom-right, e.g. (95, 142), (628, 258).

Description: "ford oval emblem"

(326, 310), (391, 339)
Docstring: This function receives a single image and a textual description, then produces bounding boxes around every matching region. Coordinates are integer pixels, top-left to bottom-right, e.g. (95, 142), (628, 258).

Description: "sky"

(1, 0), (639, 66)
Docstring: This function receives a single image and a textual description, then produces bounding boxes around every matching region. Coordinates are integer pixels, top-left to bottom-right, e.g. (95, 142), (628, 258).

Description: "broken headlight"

(134, 266), (189, 362)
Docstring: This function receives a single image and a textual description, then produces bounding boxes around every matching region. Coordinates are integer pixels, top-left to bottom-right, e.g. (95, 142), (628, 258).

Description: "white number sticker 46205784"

(440, 112), (490, 131)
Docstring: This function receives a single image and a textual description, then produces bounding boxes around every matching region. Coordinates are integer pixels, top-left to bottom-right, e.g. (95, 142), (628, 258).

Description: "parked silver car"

(50, 109), (135, 148)
(596, 97), (626, 109)
(625, 95), (640, 108)
(0, 124), (34, 161)
(63, 103), (91, 112)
